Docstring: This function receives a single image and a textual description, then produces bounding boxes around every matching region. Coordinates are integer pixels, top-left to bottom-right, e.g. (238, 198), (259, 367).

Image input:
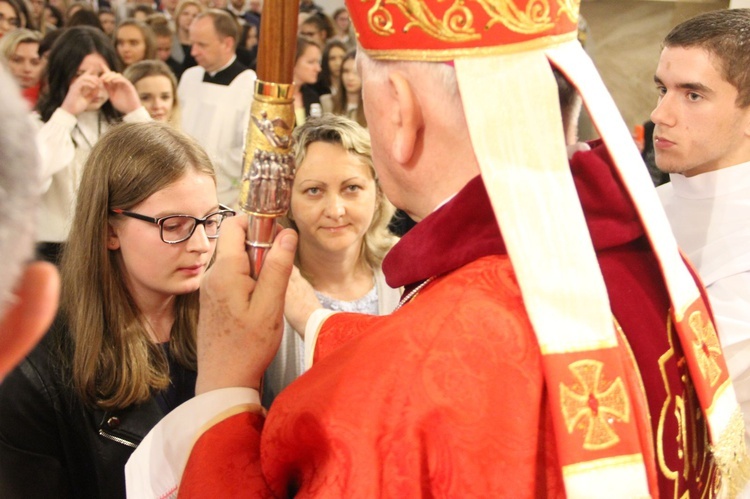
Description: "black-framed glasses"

(110, 205), (236, 244)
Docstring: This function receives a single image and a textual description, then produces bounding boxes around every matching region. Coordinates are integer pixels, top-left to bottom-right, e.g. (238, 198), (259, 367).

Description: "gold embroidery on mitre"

(560, 359), (630, 450)
(555, 0), (579, 22)
(689, 311), (722, 387)
(366, 0), (563, 42)
(474, 0), (553, 33)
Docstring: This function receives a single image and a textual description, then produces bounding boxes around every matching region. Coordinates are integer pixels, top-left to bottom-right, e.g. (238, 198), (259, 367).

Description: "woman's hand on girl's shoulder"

(284, 266), (321, 339)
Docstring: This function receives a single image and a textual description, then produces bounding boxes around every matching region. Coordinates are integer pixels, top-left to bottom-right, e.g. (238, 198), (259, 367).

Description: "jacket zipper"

(98, 429), (138, 448)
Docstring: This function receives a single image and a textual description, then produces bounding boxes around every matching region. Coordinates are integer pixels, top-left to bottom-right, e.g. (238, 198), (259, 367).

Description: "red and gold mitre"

(346, 0), (579, 60)
(345, 0), (749, 496)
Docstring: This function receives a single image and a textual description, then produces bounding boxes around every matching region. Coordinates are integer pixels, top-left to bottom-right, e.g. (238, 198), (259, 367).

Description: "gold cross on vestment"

(560, 359), (630, 451)
(689, 311), (722, 387)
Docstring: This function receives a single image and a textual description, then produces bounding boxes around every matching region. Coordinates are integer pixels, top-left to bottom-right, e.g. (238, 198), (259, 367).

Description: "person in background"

(64, 1), (89, 23)
(124, 59), (180, 125)
(236, 17), (256, 70)
(13, 0), (34, 30)
(246, 0), (259, 16)
(315, 40), (348, 98)
(332, 50), (365, 127)
(67, 8), (104, 29)
(147, 13), (182, 76)
(653, 8), (750, 447)
(160, 0), (179, 25)
(98, 8), (117, 36)
(0, 0), (21, 39)
(37, 26), (62, 61)
(298, 11), (331, 48)
(47, 0), (67, 16)
(43, 3), (63, 29)
(171, 0), (201, 73)
(0, 121), (234, 498)
(0, 28), (42, 106)
(292, 36), (321, 126)
(115, 18), (156, 68)
(178, 8), (254, 206)
(298, 0), (322, 15)
(225, 0), (245, 19)
(263, 114), (399, 406)
(27, 0), (45, 32)
(34, 26), (151, 264)
(132, 3), (153, 21)
(330, 7), (353, 48)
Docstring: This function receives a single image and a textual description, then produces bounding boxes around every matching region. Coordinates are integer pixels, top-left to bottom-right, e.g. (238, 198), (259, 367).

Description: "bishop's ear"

(388, 71), (424, 165)
(0, 261), (60, 380)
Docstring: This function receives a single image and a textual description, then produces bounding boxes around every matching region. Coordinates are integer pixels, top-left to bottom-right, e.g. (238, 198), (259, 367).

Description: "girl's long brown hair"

(61, 122), (215, 410)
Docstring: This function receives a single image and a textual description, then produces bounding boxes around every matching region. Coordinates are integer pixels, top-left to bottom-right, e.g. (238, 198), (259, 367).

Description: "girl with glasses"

(0, 122), (231, 498)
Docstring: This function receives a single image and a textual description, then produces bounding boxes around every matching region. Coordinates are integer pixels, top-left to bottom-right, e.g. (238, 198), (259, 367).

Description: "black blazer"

(0, 321), (195, 498)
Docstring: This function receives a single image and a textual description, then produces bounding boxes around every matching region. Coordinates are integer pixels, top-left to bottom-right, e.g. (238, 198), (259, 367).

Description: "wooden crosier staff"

(239, 0), (299, 279)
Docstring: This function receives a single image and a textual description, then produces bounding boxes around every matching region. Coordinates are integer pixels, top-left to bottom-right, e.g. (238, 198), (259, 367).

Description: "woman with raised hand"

(34, 26), (151, 264)
(263, 114), (400, 406)
(0, 121), (235, 498)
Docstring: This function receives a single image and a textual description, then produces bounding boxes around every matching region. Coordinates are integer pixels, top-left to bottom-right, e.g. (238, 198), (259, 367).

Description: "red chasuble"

(180, 143), (717, 497)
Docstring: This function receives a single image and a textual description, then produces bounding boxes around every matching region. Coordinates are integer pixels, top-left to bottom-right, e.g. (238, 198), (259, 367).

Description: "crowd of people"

(0, 0), (379, 496)
(0, 0), (749, 497)
(0, 0), (368, 231)
(0, 0), (360, 120)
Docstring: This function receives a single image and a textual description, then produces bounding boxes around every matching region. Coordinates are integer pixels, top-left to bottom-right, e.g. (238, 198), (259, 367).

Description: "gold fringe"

(711, 407), (750, 497)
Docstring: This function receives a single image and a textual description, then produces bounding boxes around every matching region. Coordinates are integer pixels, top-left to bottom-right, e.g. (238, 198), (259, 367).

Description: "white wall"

(316, 0), (344, 16)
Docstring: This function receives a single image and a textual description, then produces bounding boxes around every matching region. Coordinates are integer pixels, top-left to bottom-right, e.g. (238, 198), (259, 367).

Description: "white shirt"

(178, 64), (256, 207)
(36, 107), (151, 242)
(658, 163), (750, 445)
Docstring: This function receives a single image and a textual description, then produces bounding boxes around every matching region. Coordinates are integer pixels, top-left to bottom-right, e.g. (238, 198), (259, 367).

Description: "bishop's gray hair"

(0, 67), (41, 316)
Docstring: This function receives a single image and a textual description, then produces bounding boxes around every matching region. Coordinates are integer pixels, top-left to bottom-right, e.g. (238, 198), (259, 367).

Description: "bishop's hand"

(195, 216), (298, 395)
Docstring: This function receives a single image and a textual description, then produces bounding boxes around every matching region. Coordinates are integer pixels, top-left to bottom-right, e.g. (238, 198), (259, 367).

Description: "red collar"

(383, 142), (645, 290)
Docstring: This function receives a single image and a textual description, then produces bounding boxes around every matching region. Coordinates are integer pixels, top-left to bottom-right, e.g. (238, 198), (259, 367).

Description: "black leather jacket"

(0, 321), (195, 498)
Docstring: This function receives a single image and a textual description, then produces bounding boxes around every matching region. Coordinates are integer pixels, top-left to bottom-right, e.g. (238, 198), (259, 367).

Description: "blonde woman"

(263, 114), (400, 406)
(124, 59), (181, 126)
(0, 122), (234, 497)
(171, 0), (203, 72)
(0, 28), (42, 106)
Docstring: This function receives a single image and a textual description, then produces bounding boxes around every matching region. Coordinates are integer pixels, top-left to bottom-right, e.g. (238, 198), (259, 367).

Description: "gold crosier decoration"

(689, 311), (722, 387)
(366, 0), (580, 42)
(560, 359), (630, 450)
